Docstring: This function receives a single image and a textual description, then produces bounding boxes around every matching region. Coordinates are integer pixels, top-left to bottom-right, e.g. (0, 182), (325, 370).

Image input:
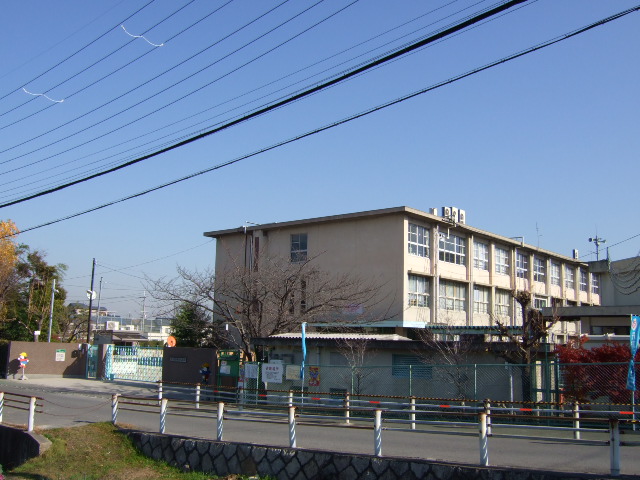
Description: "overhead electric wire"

(0, 0), (202, 122)
(0, 0), (486, 197)
(0, 0), (531, 209)
(0, 0), (157, 103)
(0, 0), (296, 161)
(9, 3), (638, 236)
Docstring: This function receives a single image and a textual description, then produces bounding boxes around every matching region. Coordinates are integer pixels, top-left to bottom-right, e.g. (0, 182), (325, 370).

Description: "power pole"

(86, 258), (96, 343)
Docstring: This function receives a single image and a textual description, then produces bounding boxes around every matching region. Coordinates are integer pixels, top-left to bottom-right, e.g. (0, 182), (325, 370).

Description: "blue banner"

(626, 315), (640, 391)
(300, 322), (307, 380)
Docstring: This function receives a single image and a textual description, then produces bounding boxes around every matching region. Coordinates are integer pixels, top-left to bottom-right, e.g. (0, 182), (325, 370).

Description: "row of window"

(407, 274), (586, 314)
(407, 224), (600, 294)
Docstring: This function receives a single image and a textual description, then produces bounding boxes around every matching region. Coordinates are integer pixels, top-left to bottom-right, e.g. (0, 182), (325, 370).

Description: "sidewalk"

(0, 376), (158, 398)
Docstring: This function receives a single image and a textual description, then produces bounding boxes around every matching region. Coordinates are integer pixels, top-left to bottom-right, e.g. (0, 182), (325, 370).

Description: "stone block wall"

(125, 430), (616, 480)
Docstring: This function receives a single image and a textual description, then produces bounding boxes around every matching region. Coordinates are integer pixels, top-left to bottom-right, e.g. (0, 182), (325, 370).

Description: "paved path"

(1, 377), (639, 477)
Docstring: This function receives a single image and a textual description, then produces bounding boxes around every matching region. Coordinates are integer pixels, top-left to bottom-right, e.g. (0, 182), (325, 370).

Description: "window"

(579, 269), (588, 292)
(533, 257), (546, 283)
(439, 280), (467, 311)
(591, 273), (600, 294)
(565, 266), (575, 289)
(473, 285), (490, 314)
(550, 262), (561, 286)
(439, 233), (466, 265)
(495, 247), (509, 275)
(516, 252), (528, 278)
(534, 297), (547, 310)
(392, 354), (432, 378)
(408, 275), (430, 307)
(290, 233), (307, 262)
(473, 242), (489, 270)
(408, 223), (429, 258)
(495, 289), (511, 316)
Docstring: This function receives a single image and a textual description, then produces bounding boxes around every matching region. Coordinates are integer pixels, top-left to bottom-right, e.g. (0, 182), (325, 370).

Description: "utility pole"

(47, 279), (57, 343)
(95, 277), (103, 330)
(589, 236), (606, 261)
(86, 258), (96, 343)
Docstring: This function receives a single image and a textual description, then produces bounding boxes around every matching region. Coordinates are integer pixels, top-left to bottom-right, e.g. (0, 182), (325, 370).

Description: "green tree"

(0, 248), (68, 341)
(170, 302), (225, 348)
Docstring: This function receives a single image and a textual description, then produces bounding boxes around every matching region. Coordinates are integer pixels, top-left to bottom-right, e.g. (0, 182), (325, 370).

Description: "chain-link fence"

(235, 361), (639, 408)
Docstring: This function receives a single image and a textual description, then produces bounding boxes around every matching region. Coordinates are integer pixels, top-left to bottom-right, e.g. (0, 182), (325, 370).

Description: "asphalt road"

(1, 378), (639, 477)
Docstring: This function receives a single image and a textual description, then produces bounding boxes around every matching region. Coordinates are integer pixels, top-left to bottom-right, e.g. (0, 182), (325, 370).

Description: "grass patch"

(4, 423), (261, 480)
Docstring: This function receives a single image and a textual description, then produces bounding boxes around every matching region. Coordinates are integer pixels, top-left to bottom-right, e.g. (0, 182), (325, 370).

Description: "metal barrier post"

(410, 396), (416, 430)
(158, 382), (163, 401)
(28, 396), (36, 432)
(160, 398), (168, 434)
(217, 402), (224, 441)
(609, 418), (620, 477)
(484, 399), (492, 436)
(374, 409), (382, 457)
(345, 392), (350, 425)
(0, 391), (4, 424)
(288, 390), (293, 407)
(479, 412), (489, 467)
(573, 401), (580, 440)
(112, 394), (119, 425)
(288, 406), (297, 448)
(196, 384), (201, 409)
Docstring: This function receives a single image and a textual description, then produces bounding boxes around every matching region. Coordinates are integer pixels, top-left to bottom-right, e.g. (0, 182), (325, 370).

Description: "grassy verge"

(4, 423), (261, 480)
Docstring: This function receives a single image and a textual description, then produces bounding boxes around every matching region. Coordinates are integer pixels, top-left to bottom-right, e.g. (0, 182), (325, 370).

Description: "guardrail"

(111, 391), (638, 477)
(0, 391), (44, 432)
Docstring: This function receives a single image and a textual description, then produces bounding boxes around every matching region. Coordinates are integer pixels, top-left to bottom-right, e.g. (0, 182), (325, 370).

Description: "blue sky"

(1, 0), (638, 317)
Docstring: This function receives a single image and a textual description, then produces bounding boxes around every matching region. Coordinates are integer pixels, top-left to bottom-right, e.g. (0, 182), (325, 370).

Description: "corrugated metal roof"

(271, 332), (411, 341)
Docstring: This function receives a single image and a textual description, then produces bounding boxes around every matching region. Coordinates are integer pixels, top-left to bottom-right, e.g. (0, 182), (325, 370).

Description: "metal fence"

(237, 361), (639, 407)
(104, 346), (163, 382)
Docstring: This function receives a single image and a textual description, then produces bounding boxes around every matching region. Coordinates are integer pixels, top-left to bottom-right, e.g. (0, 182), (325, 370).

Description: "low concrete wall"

(5, 341), (87, 378)
(0, 425), (51, 470)
(162, 347), (217, 385)
(125, 430), (618, 480)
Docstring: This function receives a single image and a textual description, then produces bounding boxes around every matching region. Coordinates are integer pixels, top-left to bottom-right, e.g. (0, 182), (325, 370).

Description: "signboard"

(220, 360), (231, 375)
(261, 363), (283, 383)
(55, 349), (66, 362)
(308, 366), (320, 386)
(244, 363), (259, 379)
(285, 365), (300, 380)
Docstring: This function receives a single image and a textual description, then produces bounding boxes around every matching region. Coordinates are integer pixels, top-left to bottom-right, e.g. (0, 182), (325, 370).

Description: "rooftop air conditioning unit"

(441, 206), (451, 218)
(106, 321), (119, 330)
(458, 209), (466, 224)
(573, 249), (579, 259)
(451, 207), (459, 223)
(430, 208), (438, 216)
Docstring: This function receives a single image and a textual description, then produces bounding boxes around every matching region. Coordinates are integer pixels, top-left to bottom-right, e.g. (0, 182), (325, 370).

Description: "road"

(1, 378), (639, 477)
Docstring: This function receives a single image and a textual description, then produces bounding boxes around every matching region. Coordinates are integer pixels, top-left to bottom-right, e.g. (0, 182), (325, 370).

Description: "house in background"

(205, 206), (600, 344)
(543, 256), (640, 348)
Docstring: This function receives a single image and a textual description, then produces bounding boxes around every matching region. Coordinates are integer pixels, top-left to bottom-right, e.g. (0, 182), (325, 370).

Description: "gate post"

(609, 418), (620, 477)
(410, 396), (416, 430)
(573, 401), (580, 440)
(344, 392), (350, 424)
(0, 391), (4, 423)
(288, 406), (297, 448)
(195, 384), (201, 409)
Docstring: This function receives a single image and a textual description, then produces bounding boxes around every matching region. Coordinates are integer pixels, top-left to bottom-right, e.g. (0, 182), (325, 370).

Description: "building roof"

(542, 305), (640, 319)
(271, 332), (411, 341)
(203, 206), (586, 264)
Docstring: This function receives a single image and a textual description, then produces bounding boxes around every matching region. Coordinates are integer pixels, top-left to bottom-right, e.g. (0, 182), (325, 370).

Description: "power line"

(10, 3), (637, 236)
(0, 0), (532, 209)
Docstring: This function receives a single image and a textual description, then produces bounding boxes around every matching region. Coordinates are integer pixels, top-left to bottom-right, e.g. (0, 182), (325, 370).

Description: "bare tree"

(492, 289), (559, 402)
(147, 254), (389, 360)
(413, 325), (475, 400)
(334, 331), (375, 396)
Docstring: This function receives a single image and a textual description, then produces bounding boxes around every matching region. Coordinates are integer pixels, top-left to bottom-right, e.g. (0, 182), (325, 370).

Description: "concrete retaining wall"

(0, 425), (51, 470)
(125, 430), (616, 480)
(4, 341), (87, 378)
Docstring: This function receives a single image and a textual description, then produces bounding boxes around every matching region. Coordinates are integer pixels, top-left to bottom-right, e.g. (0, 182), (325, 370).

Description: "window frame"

(473, 285), (490, 314)
(290, 233), (308, 263)
(516, 252), (529, 279)
(533, 256), (546, 283)
(550, 262), (561, 286)
(408, 223), (429, 258)
(579, 269), (588, 292)
(495, 247), (510, 275)
(408, 274), (430, 307)
(495, 289), (511, 316)
(473, 241), (489, 271)
(565, 266), (575, 289)
(439, 233), (466, 265)
(591, 273), (600, 295)
(439, 280), (467, 311)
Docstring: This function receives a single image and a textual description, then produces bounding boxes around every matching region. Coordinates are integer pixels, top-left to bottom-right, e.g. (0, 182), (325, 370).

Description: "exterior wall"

(4, 341), (87, 378)
(208, 207), (599, 333)
(592, 257), (640, 307)
(162, 347), (218, 385)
